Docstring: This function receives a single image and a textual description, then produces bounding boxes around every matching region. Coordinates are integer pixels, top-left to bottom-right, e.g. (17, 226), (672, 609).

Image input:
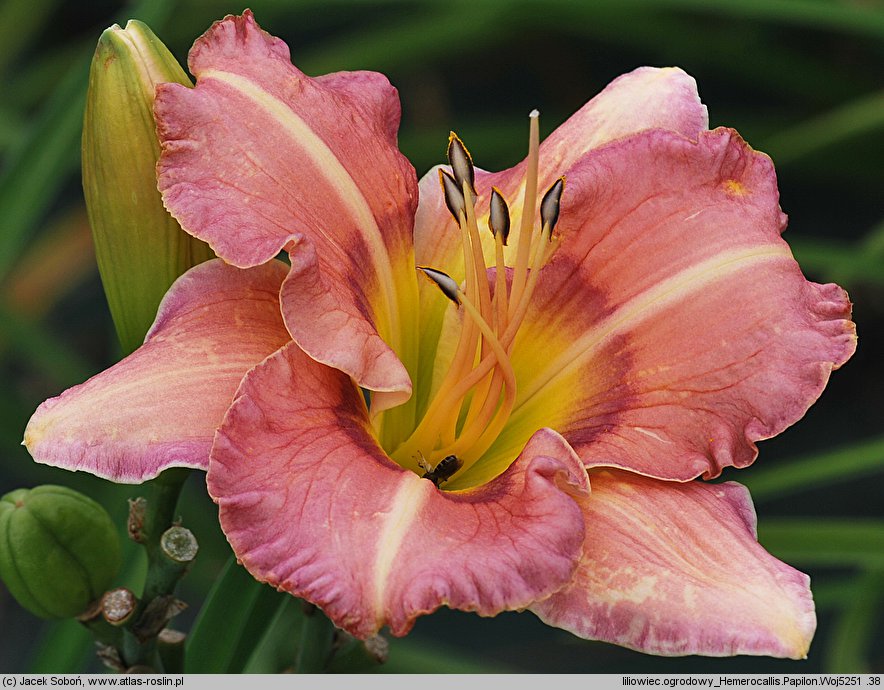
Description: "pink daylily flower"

(25, 11), (856, 658)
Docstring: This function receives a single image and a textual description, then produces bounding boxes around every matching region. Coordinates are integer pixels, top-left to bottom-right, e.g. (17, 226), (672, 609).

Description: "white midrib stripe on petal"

(372, 475), (431, 627)
(200, 69), (400, 343)
(515, 244), (795, 410)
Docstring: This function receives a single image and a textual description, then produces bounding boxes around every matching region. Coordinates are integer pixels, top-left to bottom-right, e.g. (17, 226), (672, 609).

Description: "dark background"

(1, 0), (882, 674)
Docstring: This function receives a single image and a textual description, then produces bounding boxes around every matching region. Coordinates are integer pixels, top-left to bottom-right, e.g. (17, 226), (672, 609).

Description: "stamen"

(540, 176), (565, 233)
(439, 290), (517, 457)
(417, 266), (460, 305)
(459, 186), (510, 436)
(439, 169), (466, 223)
(396, 124), (566, 486)
(489, 188), (511, 245)
(489, 188), (511, 329)
(501, 217), (553, 349)
(447, 132), (476, 199)
(461, 179), (493, 326)
(394, 272), (516, 471)
(426, 225), (480, 448)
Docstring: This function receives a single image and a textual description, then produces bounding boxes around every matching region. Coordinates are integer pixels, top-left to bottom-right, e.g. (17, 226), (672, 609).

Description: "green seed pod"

(0, 486), (122, 618)
(83, 20), (212, 355)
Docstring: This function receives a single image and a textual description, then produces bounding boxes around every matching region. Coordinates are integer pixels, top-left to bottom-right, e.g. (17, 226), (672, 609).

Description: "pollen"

(723, 179), (748, 196)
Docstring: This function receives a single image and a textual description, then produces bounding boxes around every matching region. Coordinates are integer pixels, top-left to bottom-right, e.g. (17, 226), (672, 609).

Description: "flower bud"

(82, 20), (212, 355)
(0, 486), (122, 618)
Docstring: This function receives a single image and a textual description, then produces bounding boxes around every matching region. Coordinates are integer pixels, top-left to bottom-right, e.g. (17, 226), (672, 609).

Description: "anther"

(447, 132), (476, 198)
(417, 266), (461, 305)
(439, 169), (466, 223)
(489, 188), (511, 245)
(540, 176), (565, 235)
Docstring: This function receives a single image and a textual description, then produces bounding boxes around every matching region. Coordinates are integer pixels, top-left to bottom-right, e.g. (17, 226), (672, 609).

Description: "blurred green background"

(1, 0), (882, 674)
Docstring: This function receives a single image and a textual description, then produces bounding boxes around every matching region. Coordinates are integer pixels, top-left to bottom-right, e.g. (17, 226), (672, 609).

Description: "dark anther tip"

(439, 168), (466, 223)
(447, 132), (476, 197)
(489, 188), (511, 245)
(417, 266), (461, 305)
(540, 176), (565, 234)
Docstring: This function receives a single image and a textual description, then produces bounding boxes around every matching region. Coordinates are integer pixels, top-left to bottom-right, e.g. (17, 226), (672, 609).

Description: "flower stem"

(85, 468), (193, 671)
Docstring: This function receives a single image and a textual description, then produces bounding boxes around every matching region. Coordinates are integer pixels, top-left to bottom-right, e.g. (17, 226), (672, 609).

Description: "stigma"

(394, 113), (564, 487)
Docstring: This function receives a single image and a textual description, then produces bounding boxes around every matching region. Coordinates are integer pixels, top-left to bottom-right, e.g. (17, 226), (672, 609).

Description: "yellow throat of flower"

(391, 113), (565, 489)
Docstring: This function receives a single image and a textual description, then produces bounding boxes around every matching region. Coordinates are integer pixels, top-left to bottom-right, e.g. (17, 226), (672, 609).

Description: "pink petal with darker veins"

(209, 342), (589, 638)
(486, 128), (855, 483)
(415, 66), (708, 287)
(532, 470), (815, 659)
(24, 259), (290, 483)
(155, 11), (418, 404)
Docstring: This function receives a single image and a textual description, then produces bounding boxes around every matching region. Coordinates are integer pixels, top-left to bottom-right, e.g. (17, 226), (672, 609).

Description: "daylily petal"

(416, 66), (707, 270)
(155, 11), (419, 406)
(475, 128), (855, 485)
(531, 470), (815, 659)
(413, 67), (709, 397)
(24, 259), (289, 483)
(208, 341), (589, 638)
(279, 236), (413, 415)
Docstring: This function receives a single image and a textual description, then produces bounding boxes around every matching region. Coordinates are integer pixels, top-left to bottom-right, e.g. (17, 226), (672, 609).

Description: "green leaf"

(823, 567), (884, 673)
(185, 556), (288, 673)
(0, 0), (61, 75)
(763, 90), (884, 166)
(0, 60), (85, 282)
(225, 581), (291, 673)
(577, 0), (884, 40)
(742, 436), (884, 503)
(0, 0), (179, 284)
(789, 236), (884, 287)
(0, 303), (94, 387)
(758, 519), (884, 568)
(242, 597), (305, 673)
(381, 637), (514, 673)
(299, 4), (508, 75)
(294, 606), (336, 673)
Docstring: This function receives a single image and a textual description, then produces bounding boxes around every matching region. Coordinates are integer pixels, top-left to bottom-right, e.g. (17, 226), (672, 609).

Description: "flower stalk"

(86, 468), (193, 671)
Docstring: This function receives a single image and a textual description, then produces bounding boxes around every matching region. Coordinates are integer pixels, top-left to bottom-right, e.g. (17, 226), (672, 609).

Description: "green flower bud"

(82, 20), (212, 355)
(0, 486), (122, 618)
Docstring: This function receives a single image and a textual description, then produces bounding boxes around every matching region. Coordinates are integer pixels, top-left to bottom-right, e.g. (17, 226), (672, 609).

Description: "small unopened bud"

(540, 176), (565, 234)
(160, 526), (198, 563)
(102, 587), (137, 625)
(0, 486), (121, 618)
(489, 188), (511, 245)
(417, 267), (461, 305)
(439, 169), (466, 223)
(447, 132), (476, 198)
(84, 20), (213, 354)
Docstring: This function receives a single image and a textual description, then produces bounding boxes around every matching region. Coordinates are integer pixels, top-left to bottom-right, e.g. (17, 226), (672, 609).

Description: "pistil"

(509, 110), (540, 316)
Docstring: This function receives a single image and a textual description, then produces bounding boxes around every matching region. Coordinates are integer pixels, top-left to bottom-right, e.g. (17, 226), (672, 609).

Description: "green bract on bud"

(0, 486), (122, 619)
(83, 20), (212, 355)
